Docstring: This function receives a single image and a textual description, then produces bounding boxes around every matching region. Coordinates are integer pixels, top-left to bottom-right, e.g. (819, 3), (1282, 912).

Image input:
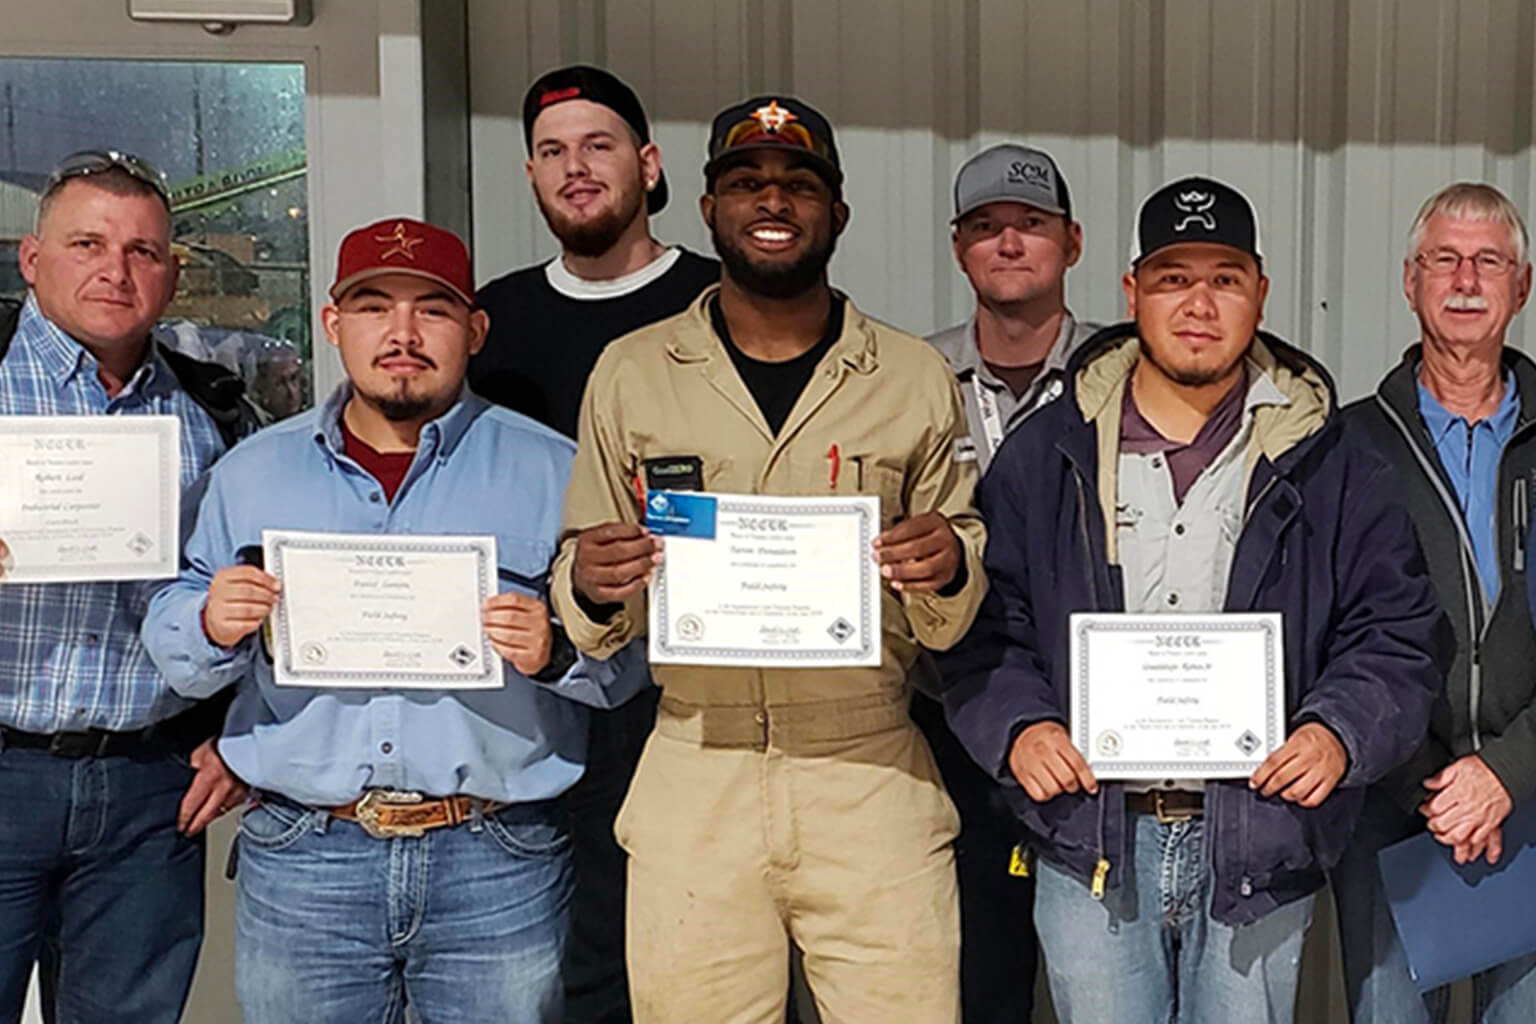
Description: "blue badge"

(645, 490), (717, 538)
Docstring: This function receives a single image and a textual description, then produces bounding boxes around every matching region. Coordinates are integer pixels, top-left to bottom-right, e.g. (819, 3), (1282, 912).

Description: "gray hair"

(1406, 182), (1529, 265)
(33, 168), (169, 234)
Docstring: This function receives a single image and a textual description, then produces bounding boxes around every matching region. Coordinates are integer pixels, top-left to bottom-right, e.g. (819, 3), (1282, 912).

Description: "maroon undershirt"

(341, 419), (414, 502)
(983, 358), (1045, 399)
(1120, 367), (1248, 505)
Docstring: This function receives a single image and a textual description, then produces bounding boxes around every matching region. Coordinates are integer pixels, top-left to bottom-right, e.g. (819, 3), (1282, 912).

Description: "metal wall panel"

(469, 0), (1536, 405)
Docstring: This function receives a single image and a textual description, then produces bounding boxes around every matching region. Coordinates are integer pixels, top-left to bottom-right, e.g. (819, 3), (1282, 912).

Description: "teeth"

(751, 227), (793, 242)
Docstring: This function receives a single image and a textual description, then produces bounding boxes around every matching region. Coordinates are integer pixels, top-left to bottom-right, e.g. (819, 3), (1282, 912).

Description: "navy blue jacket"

(940, 324), (1448, 925)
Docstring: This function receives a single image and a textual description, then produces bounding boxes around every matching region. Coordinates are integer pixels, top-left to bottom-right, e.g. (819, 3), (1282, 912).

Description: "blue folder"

(1379, 802), (1536, 991)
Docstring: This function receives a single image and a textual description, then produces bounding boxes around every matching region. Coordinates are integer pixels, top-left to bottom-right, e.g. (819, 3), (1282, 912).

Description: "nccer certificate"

(646, 491), (882, 667)
(1069, 612), (1285, 779)
(264, 530), (499, 689)
(0, 415), (180, 583)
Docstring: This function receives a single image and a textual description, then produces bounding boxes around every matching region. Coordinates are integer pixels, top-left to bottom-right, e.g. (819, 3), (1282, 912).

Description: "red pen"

(827, 443), (841, 489)
(632, 473), (646, 511)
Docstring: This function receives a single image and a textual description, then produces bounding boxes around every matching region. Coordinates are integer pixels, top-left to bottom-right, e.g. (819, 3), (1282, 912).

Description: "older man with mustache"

(1336, 182), (1536, 1024)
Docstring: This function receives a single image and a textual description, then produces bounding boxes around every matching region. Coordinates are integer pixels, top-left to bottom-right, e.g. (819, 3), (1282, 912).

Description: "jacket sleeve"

(140, 464), (256, 698)
(937, 444), (1066, 782)
(550, 356), (647, 659)
(1295, 456), (1450, 789)
(902, 367), (987, 650)
(1379, 734), (1455, 814)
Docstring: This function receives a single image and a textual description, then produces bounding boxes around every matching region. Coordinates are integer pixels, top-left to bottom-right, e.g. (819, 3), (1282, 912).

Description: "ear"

(18, 234), (39, 287)
(1402, 258), (1418, 315)
(1255, 274), (1270, 325)
(320, 304), (343, 350)
(832, 200), (850, 237)
(1064, 221), (1085, 268)
(638, 141), (662, 194)
(524, 156), (535, 187)
(700, 193), (715, 230)
(1517, 262), (1533, 314)
(951, 229), (966, 270)
(466, 308), (490, 356)
(1121, 271), (1137, 318)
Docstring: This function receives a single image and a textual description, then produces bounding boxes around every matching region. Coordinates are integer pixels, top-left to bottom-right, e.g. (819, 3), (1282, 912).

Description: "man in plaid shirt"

(0, 151), (244, 1024)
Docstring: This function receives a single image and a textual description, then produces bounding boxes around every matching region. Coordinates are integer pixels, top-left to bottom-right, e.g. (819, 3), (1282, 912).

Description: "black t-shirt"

(709, 295), (846, 436)
(469, 248), (720, 438)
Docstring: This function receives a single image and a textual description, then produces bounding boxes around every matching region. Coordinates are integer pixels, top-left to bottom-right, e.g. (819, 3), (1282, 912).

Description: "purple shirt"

(1121, 368), (1249, 504)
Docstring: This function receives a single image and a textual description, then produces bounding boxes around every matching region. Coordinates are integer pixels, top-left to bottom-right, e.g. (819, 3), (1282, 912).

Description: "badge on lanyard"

(971, 375), (1006, 459)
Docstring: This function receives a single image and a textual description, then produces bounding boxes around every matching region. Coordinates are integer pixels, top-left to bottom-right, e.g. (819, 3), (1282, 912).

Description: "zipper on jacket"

(1376, 395), (1491, 750)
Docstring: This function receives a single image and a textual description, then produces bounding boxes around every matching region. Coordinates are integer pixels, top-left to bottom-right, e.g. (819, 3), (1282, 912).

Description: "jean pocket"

(238, 800), (315, 851)
(482, 807), (570, 859)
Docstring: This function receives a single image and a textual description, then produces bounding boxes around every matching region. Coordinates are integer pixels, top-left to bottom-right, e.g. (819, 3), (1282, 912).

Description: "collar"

(19, 292), (171, 398)
(1416, 368), (1520, 444)
(311, 381), (487, 462)
(544, 246), (682, 300)
(665, 284), (880, 375)
(946, 311), (1082, 390)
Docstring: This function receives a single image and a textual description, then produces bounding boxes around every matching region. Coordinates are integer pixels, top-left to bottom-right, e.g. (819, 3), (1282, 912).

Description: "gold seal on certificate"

(263, 529), (500, 689)
(645, 491), (881, 668)
(0, 415), (180, 583)
(1069, 612), (1285, 779)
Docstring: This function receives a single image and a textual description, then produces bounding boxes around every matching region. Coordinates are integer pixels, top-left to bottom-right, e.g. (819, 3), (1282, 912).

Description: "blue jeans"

(1034, 814), (1314, 1024)
(0, 745), (204, 1024)
(1333, 791), (1536, 1023)
(235, 795), (573, 1024)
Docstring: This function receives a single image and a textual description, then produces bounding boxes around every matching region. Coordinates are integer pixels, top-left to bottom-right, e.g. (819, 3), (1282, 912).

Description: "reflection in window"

(0, 58), (311, 421)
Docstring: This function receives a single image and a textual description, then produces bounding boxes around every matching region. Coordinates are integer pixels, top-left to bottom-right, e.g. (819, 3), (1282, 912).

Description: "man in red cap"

(142, 217), (644, 1023)
(469, 65), (718, 1024)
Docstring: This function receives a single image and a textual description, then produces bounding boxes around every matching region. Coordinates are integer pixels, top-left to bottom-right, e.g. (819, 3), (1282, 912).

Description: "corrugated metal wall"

(468, 0), (1536, 405)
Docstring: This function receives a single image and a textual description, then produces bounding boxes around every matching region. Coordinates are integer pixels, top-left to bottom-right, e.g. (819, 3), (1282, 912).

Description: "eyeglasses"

(43, 149), (172, 208)
(1414, 248), (1521, 278)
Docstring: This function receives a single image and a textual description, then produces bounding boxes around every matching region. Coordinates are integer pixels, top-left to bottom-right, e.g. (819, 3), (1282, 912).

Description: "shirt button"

(84, 633), (100, 645)
(754, 712), (766, 725)
(1174, 524), (1186, 536)
(1166, 592), (1180, 607)
(369, 492), (383, 504)
(1150, 456), (1163, 469)
(380, 742), (393, 755)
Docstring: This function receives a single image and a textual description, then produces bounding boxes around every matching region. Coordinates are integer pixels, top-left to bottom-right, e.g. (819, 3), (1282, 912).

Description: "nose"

(385, 302), (421, 346)
(561, 146), (589, 179)
(1452, 255), (1482, 290)
(995, 225), (1027, 256)
(754, 182), (792, 216)
(1180, 281), (1219, 318)
(98, 246), (133, 289)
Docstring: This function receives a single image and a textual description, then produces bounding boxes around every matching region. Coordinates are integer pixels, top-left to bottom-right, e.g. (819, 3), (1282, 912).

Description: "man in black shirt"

(468, 66), (717, 1024)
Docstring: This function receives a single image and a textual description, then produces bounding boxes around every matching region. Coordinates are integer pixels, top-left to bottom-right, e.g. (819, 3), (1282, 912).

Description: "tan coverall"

(552, 286), (988, 1024)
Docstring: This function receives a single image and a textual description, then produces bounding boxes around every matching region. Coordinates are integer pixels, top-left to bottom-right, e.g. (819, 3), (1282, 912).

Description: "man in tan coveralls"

(550, 96), (987, 1023)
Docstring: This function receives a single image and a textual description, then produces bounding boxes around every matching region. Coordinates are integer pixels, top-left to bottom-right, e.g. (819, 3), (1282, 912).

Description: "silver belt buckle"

(353, 789), (426, 839)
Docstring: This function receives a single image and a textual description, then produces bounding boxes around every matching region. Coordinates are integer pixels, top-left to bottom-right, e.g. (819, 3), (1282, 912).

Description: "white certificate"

(1069, 612), (1285, 779)
(647, 492), (882, 667)
(0, 415), (180, 583)
(264, 530), (500, 689)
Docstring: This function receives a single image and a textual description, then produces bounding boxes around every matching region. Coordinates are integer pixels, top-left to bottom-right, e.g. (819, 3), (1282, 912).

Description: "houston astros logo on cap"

(751, 100), (798, 134)
(375, 222), (425, 262)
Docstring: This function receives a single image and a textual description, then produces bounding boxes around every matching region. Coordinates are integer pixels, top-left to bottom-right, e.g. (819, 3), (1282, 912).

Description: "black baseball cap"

(1130, 176), (1263, 269)
(704, 96), (842, 189)
(522, 65), (668, 214)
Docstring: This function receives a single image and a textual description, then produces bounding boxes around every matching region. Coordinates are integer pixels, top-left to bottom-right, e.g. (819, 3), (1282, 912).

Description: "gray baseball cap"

(951, 143), (1072, 224)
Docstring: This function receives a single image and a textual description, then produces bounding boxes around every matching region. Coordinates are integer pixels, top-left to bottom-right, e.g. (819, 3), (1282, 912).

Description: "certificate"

(1069, 612), (1285, 779)
(264, 530), (500, 689)
(647, 491), (881, 667)
(0, 415), (180, 583)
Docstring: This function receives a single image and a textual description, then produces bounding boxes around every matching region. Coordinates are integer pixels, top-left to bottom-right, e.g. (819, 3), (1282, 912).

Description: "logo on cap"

(1007, 160), (1051, 188)
(539, 85), (582, 108)
(375, 222), (425, 262)
(1173, 191), (1217, 232)
(751, 100), (797, 134)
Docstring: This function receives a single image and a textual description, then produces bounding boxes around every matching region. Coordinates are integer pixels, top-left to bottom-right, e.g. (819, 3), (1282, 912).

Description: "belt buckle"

(47, 731), (101, 759)
(353, 789), (427, 839)
(1153, 790), (1197, 825)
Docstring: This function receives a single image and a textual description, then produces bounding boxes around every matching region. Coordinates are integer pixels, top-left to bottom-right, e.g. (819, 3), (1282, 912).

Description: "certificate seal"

(1235, 730), (1262, 756)
(448, 644), (477, 668)
(676, 614), (705, 641)
(1095, 730), (1122, 757)
(300, 641), (328, 666)
(127, 532), (154, 556)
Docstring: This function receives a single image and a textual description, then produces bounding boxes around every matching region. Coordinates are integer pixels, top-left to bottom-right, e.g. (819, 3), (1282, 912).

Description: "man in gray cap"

(914, 142), (1100, 1023)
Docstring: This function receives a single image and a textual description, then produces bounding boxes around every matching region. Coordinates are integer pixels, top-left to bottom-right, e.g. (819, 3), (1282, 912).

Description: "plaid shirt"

(0, 294), (226, 733)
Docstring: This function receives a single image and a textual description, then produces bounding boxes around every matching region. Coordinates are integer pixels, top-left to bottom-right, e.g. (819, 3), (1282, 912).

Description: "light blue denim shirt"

(1417, 371), (1520, 603)
(142, 383), (644, 806)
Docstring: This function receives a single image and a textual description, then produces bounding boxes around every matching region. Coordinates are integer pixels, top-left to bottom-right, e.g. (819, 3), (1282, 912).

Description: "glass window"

(0, 58), (312, 420)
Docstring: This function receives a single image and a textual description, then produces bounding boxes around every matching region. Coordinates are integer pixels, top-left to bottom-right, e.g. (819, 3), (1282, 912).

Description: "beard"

(1137, 338), (1247, 389)
(535, 174), (646, 258)
(711, 220), (837, 300)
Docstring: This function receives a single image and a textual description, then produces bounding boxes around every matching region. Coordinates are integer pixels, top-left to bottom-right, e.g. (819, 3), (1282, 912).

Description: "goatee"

(535, 178), (645, 259)
(711, 223), (836, 301)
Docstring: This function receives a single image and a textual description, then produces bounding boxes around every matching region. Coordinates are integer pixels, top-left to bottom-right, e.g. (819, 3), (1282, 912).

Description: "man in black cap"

(468, 65), (718, 1024)
(941, 175), (1444, 1023)
(550, 95), (987, 1023)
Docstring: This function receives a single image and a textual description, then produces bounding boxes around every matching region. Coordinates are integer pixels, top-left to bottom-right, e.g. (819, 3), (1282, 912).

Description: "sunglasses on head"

(44, 149), (172, 208)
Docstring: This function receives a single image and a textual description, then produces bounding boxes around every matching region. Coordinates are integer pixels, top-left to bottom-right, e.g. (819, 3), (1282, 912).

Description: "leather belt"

(1125, 789), (1204, 823)
(328, 789), (504, 840)
(0, 696), (231, 760)
(656, 695), (910, 749)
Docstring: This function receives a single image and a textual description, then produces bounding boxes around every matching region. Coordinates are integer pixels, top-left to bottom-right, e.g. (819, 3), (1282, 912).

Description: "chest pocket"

(496, 537), (557, 598)
(792, 451), (906, 531)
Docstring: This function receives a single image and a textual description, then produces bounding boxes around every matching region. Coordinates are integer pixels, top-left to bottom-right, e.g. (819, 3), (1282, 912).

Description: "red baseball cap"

(330, 218), (475, 306)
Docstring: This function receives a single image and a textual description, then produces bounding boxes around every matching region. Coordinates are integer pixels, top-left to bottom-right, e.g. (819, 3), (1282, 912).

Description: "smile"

(746, 222), (799, 250)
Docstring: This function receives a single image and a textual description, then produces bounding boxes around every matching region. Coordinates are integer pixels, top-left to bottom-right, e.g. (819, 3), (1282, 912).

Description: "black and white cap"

(1129, 176), (1263, 268)
(951, 143), (1071, 223)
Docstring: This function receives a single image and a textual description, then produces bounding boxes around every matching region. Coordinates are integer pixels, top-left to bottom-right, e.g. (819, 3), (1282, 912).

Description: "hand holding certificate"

(263, 530), (500, 689)
(1070, 613), (1285, 779)
(0, 415), (180, 582)
(646, 491), (882, 667)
